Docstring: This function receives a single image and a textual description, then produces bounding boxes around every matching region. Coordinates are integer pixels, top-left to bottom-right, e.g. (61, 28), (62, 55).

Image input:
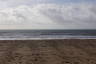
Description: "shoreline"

(0, 37), (96, 40)
(0, 35), (96, 40)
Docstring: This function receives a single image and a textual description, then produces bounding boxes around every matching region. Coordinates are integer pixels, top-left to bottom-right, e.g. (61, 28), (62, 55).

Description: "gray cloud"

(35, 4), (96, 29)
(0, 3), (95, 29)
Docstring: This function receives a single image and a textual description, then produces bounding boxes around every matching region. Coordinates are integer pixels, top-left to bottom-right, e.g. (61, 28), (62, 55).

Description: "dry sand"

(0, 39), (95, 64)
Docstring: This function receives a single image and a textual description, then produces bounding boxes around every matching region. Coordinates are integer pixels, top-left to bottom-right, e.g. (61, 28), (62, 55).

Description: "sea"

(0, 30), (96, 40)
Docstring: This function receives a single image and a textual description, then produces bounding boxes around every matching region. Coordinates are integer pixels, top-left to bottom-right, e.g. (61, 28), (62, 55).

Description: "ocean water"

(0, 30), (96, 40)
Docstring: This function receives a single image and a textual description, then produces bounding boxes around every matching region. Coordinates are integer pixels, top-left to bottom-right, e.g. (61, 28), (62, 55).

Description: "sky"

(0, 0), (96, 29)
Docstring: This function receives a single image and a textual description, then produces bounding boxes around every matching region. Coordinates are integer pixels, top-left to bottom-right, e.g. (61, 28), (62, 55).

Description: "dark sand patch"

(0, 39), (95, 64)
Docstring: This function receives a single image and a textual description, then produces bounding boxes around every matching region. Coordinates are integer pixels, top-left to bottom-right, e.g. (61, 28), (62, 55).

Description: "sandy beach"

(0, 39), (95, 64)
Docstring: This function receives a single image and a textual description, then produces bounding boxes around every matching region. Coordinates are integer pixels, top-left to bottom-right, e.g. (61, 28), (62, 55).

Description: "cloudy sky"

(0, 0), (96, 29)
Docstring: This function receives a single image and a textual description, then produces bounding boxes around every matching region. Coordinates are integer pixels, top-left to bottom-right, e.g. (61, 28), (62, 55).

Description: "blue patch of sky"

(18, 0), (96, 6)
(44, 0), (96, 4)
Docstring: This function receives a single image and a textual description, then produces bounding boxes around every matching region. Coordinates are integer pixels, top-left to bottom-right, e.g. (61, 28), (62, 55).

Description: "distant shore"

(0, 39), (96, 64)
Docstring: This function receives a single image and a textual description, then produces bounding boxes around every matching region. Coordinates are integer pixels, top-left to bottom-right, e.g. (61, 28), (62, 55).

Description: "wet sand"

(0, 39), (96, 64)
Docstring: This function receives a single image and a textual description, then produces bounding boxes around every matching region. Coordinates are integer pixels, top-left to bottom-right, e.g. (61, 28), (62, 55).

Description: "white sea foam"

(0, 35), (96, 40)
